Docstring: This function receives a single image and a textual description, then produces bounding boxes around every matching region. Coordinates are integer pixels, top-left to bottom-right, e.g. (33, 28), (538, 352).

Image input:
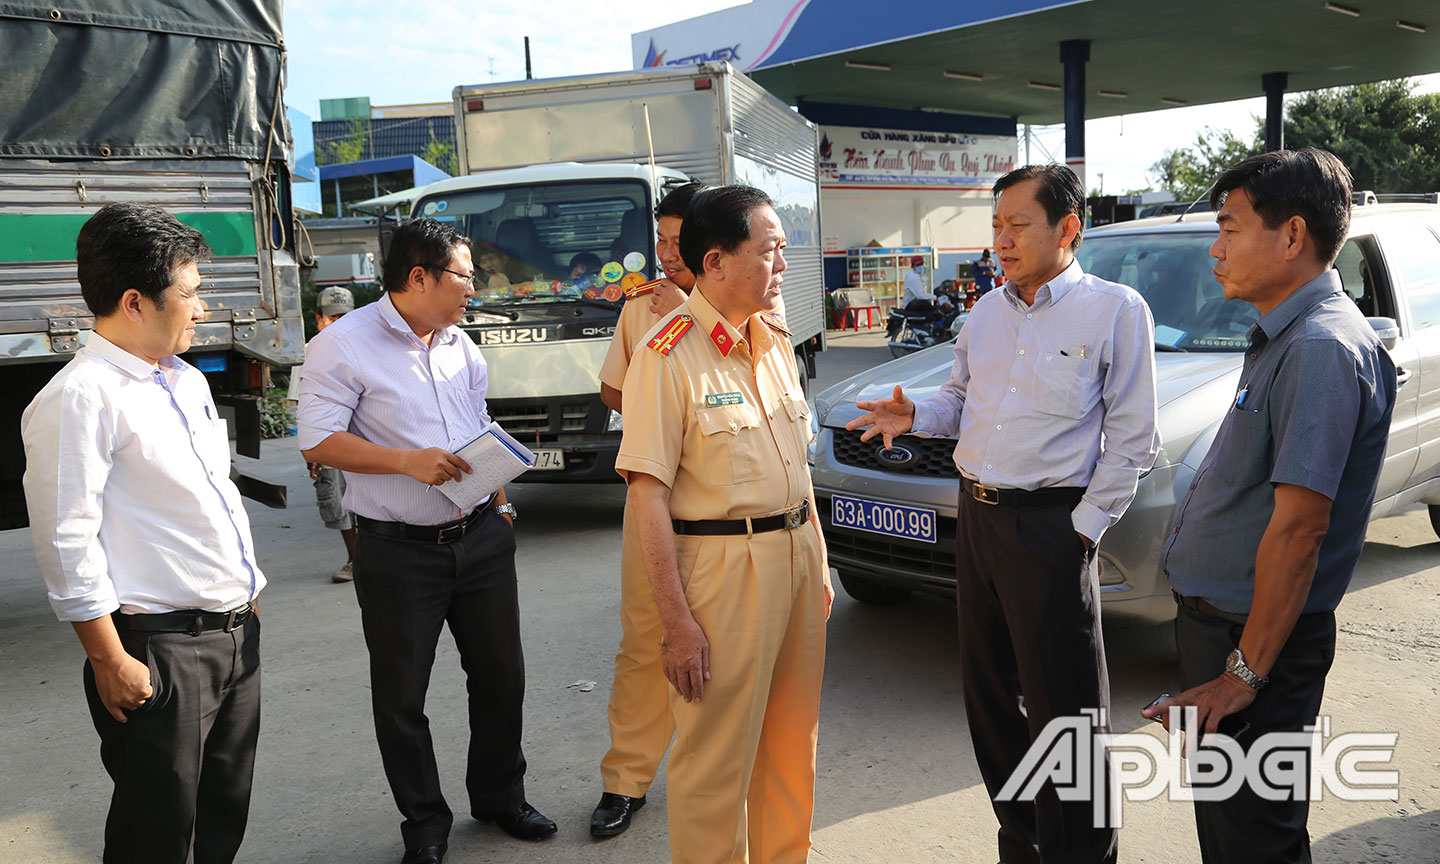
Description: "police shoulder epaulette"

(626, 278), (662, 300)
(648, 314), (695, 356)
(759, 310), (792, 336)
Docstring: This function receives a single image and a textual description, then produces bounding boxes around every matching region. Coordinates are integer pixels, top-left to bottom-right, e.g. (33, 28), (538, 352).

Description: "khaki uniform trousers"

(667, 521), (827, 864)
(600, 505), (677, 797)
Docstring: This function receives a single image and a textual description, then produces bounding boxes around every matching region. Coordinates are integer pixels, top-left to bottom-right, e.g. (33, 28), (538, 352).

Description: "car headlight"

(607, 409), (623, 432)
(807, 408), (820, 465)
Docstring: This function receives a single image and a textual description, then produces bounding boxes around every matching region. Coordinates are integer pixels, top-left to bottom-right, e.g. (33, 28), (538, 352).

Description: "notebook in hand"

(435, 424), (534, 511)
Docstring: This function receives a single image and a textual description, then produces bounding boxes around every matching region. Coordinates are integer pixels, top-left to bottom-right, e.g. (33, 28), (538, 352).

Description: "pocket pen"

(1235, 388), (1249, 409)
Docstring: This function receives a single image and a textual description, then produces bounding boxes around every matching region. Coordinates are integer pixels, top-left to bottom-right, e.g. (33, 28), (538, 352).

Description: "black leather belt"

(1173, 591), (1250, 624)
(673, 501), (810, 536)
(114, 602), (254, 636)
(356, 497), (493, 545)
(961, 477), (1085, 507)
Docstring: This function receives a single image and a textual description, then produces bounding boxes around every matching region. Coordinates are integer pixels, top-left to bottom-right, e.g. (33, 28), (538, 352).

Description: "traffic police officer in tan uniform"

(616, 184), (832, 864)
(590, 181), (706, 837)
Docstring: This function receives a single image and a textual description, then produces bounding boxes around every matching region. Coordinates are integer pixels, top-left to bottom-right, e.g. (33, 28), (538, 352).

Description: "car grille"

(829, 429), (960, 478)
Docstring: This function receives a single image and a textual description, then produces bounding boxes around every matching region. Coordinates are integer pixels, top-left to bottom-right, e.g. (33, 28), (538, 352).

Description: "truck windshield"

(415, 180), (652, 307)
(1075, 231), (1259, 352)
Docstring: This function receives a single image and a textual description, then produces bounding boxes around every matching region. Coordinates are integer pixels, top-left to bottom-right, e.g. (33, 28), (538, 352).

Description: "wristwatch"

(1225, 648), (1268, 690)
(494, 503), (517, 522)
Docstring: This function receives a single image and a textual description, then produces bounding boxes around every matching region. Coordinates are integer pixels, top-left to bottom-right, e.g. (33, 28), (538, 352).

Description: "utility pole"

(524, 36), (533, 80)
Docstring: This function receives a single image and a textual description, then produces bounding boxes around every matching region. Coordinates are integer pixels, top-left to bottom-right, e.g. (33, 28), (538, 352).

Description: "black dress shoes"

(590, 792), (646, 838)
(475, 801), (558, 840)
(399, 843), (445, 864)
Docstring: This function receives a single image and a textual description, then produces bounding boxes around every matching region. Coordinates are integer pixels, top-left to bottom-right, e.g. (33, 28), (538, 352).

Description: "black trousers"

(84, 615), (261, 864)
(1175, 603), (1336, 864)
(955, 490), (1117, 864)
(352, 508), (528, 849)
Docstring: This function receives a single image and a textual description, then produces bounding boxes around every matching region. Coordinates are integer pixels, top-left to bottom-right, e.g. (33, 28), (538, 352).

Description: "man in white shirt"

(22, 203), (265, 864)
(849, 165), (1158, 864)
(297, 218), (553, 864)
(900, 255), (934, 311)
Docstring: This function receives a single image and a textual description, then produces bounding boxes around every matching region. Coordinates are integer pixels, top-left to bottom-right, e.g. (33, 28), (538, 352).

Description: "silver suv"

(810, 202), (1440, 625)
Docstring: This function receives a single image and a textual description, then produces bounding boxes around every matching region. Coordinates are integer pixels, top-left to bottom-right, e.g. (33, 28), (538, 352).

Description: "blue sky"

(283, 1), (1440, 193)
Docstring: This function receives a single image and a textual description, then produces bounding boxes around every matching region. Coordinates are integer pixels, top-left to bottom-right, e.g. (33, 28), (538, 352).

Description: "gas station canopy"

(634, 0), (1439, 125)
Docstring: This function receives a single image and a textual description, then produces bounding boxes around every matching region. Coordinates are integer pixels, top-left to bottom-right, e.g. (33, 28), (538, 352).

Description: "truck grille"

(829, 429), (960, 478)
(490, 398), (604, 438)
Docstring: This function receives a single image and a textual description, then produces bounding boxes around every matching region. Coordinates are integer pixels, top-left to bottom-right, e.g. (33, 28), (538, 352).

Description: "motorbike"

(887, 281), (963, 358)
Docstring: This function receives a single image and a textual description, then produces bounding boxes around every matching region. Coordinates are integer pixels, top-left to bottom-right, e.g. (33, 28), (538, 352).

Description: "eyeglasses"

(434, 266), (476, 286)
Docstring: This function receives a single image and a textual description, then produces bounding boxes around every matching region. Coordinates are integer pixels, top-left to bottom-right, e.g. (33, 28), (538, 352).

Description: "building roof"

(634, 0), (1440, 124)
(317, 154), (450, 186)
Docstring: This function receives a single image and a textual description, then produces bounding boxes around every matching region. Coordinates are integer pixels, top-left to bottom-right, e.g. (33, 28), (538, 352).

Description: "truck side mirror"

(1367, 316), (1399, 351)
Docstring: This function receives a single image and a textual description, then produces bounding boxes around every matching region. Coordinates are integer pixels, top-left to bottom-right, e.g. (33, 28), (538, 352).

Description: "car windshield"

(413, 180), (653, 307)
(1075, 231), (1257, 352)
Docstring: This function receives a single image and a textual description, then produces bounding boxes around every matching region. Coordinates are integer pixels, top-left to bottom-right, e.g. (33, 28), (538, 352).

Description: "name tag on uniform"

(704, 392), (744, 407)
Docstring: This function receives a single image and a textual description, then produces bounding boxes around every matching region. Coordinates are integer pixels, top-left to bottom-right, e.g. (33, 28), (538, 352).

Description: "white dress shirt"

(911, 259), (1159, 543)
(22, 333), (265, 621)
(901, 267), (933, 307)
(296, 292), (493, 525)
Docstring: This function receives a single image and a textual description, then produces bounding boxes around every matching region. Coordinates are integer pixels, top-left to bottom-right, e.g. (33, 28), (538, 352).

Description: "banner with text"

(818, 125), (1016, 188)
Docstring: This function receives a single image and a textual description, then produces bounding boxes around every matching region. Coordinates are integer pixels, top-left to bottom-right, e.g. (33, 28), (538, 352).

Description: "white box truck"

(410, 62), (824, 484)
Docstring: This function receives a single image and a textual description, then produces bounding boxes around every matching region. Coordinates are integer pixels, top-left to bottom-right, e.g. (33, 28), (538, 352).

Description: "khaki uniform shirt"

(615, 285), (812, 522)
(599, 279), (666, 391)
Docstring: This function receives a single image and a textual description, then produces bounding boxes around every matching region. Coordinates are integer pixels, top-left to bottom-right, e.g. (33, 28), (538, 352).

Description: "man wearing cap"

(303, 285), (358, 581)
(589, 180), (705, 838)
(618, 184), (831, 864)
(22, 202), (264, 864)
(900, 255), (934, 313)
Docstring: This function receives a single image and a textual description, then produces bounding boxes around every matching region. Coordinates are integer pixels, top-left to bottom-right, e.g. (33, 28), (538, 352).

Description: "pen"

(1235, 388), (1249, 409)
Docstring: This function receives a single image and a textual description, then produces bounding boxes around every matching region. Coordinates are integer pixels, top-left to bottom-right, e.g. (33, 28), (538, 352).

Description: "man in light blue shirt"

(849, 165), (1158, 864)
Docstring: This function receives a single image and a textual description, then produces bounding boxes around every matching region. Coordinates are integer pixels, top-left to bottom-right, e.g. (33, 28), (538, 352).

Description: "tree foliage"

(1148, 78), (1440, 201)
(322, 117), (368, 166)
(1149, 127), (1258, 203)
(1283, 79), (1440, 194)
(421, 131), (459, 176)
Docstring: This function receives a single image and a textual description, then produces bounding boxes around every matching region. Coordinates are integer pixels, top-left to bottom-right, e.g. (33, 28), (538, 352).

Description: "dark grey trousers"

(84, 615), (261, 864)
(1175, 603), (1336, 864)
(352, 508), (528, 849)
(955, 489), (1117, 864)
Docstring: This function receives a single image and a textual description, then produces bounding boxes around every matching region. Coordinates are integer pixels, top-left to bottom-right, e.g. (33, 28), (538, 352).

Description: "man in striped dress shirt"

(298, 218), (554, 864)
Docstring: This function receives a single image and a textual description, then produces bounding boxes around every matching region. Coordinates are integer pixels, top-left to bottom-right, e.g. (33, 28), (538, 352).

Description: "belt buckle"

(783, 505), (806, 530)
(436, 522), (465, 544)
(223, 604), (247, 633)
(971, 482), (999, 505)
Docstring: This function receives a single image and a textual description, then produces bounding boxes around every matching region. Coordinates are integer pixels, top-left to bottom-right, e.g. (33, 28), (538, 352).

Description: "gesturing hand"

(661, 614), (711, 703)
(845, 385), (916, 450)
(405, 448), (472, 486)
(648, 278), (686, 317)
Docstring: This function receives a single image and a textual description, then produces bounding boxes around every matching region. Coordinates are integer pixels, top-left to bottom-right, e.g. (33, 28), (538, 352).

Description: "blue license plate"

(830, 495), (937, 544)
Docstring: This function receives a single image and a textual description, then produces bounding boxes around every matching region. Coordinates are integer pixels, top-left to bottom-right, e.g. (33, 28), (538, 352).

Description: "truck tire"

(1428, 504), (1440, 540)
(837, 570), (911, 605)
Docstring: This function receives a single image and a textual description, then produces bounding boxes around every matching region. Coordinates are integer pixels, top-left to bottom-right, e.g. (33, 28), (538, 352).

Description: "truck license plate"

(532, 449), (565, 471)
(830, 495), (937, 544)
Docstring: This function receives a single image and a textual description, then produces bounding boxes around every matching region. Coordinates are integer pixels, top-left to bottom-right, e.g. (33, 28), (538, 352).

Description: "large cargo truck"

(428, 62), (824, 483)
(0, 1), (305, 527)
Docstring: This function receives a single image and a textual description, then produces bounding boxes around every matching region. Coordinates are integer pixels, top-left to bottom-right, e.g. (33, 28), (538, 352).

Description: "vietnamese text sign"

(818, 125), (1016, 188)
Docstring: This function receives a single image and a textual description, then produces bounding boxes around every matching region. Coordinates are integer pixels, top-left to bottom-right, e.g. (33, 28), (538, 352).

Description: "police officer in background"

(590, 181), (706, 838)
(616, 184), (832, 864)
